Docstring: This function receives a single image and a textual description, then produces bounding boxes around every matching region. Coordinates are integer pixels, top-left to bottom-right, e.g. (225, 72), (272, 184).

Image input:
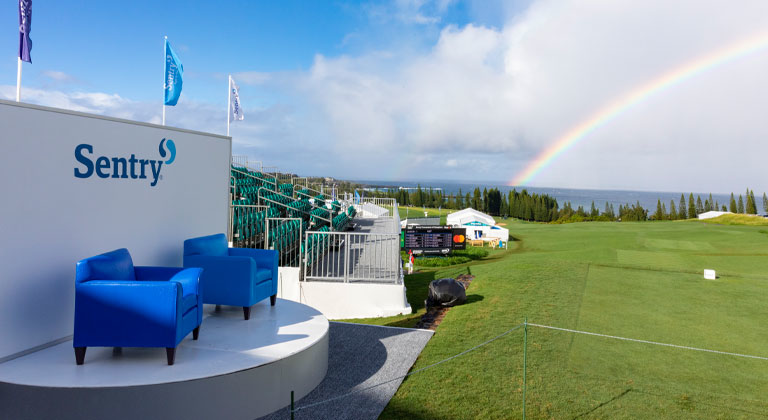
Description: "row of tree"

(650, 189), (763, 220)
(361, 184), (766, 223)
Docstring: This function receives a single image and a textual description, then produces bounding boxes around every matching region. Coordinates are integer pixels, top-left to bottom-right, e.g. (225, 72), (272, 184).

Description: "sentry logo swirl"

(74, 138), (178, 187)
(159, 138), (176, 165)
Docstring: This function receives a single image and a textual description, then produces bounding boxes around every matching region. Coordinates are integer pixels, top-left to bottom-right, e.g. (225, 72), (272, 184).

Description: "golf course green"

(357, 218), (768, 419)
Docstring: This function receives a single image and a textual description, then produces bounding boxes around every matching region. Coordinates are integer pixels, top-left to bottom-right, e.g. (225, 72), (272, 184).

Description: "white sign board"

(704, 269), (716, 280)
(0, 100), (231, 359)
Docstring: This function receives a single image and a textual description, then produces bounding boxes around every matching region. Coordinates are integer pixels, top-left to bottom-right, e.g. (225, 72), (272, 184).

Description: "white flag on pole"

(229, 77), (244, 123)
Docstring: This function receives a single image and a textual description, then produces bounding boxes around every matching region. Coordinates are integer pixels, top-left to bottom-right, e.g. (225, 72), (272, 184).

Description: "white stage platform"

(0, 299), (329, 419)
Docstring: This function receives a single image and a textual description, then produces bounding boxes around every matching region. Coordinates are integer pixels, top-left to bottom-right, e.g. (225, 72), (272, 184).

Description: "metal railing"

(256, 187), (334, 227)
(303, 231), (402, 284)
(302, 183), (336, 203)
(356, 197), (397, 211)
(262, 165), (279, 178)
(355, 201), (395, 218)
(232, 155), (263, 172)
(276, 173), (295, 185)
(231, 167), (279, 192)
(231, 156), (340, 203)
(265, 218), (303, 268)
(291, 177), (308, 191)
(228, 204), (270, 246)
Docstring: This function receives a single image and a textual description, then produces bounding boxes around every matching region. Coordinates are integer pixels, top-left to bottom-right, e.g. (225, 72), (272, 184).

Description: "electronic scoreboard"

(401, 226), (466, 255)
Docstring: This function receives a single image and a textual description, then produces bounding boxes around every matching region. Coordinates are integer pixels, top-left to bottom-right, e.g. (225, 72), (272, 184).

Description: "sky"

(2, 0), (768, 193)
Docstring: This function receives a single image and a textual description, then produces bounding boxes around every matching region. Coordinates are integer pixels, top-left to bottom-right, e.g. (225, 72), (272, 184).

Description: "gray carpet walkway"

(259, 322), (434, 420)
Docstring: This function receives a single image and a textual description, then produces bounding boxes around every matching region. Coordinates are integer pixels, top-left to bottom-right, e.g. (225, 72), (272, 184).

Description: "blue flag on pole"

(164, 39), (183, 106)
(18, 0), (32, 63)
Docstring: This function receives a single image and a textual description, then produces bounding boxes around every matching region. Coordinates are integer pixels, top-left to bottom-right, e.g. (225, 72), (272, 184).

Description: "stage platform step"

(0, 299), (329, 419)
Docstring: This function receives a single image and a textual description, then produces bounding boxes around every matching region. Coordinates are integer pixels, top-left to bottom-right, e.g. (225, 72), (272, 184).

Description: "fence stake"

(523, 317), (527, 420)
(291, 390), (295, 420)
(344, 232), (350, 283)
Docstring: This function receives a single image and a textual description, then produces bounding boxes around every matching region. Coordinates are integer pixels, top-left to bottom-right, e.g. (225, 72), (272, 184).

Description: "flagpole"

(16, 58), (22, 102)
(162, 36), (167, 126)
(227, 75), (231, 136)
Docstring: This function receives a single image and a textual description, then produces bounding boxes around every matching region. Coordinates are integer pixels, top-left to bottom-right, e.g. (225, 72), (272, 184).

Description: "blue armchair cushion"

(74, 248), (204, 365)
(183, 234), (278, 312)
(255, 268), (272, 284)
(77, 248), (136, 282)
(183, 233), (228, 257)
(182, 294), (199, 315)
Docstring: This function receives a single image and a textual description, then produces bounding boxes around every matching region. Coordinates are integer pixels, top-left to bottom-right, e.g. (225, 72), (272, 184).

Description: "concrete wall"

(277, 268), (411, 319)
(0, 100), (231, 359)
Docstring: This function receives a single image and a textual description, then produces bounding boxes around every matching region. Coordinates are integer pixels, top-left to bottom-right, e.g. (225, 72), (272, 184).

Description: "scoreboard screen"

(401, 226), (466, 255)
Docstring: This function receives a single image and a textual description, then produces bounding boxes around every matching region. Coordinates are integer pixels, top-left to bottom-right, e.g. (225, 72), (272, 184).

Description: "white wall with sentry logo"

(0, 99), (231, 360)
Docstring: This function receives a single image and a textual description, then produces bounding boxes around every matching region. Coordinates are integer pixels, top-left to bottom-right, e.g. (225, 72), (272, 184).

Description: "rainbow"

(510, 32), (768, 187)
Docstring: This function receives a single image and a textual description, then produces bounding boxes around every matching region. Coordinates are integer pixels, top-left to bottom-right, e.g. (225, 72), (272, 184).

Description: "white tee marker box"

(704, 269), (716, 280)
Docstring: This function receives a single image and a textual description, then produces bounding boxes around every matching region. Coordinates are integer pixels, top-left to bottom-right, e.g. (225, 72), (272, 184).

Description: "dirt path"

(414, 274), (474, 330)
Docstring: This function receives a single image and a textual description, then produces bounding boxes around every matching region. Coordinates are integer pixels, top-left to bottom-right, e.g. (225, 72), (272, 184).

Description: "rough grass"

(694, 213), (768, 226)
(345, 220), (768, 419)
(341, 248), (504, 329)
(411, 247), (490, 267)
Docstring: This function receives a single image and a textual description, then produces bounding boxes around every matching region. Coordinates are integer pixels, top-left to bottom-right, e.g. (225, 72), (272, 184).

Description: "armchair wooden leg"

(243, 306), (251, 320)
(193, 326), (200, 340)
(74, 347), (86, 365)
(215, 304), (221, 312)
(270, 294), (277, 306)
(166, 348), (176, 365)
(113, 347), (123, 355)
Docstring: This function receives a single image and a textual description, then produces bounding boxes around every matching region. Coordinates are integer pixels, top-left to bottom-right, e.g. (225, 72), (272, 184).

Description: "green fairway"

(352, 220), (768, 419)
(396, 205), (450, 224)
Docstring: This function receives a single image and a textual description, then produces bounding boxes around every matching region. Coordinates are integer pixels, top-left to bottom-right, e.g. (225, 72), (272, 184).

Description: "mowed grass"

(349, 220), (768, 419)
(340, 247), (513, 329)
(396, 206), (450, 224)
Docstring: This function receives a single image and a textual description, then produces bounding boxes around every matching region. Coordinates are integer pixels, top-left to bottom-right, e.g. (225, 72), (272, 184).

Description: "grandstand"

(230, 158), (337, 260)
(228, 157), (409, 319)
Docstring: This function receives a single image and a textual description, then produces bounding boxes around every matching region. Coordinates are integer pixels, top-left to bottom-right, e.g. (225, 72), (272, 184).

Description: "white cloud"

(0, 86), (227, 136)
(0, 83), (326, 179)
(41, 70), (78, 83)
(279, 0), (768, 192)
(233, 71), (271, 86)
(0, 86), (131, 114)
(8, 0), (768, 194)
(366, 0), (448, 25)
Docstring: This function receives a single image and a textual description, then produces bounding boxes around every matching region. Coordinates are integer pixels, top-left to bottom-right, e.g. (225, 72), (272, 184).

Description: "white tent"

(446, 208), (495, 226)
(446, 208), (509, 242)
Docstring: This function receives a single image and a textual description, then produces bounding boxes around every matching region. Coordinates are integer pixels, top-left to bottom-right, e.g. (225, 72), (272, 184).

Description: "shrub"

(409, 247), (490, 267)
(415, 256), (472, 267)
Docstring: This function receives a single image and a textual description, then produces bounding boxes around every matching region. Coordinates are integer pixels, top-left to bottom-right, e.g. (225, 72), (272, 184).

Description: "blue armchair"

(183, 233), (278, 320)
(74, 248), (203, 365)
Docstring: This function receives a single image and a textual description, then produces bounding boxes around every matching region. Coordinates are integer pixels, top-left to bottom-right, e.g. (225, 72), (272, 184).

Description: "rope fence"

(292, 323), (524, 414)
(528, 323), (768, 361)
(282, 320), (768, 419)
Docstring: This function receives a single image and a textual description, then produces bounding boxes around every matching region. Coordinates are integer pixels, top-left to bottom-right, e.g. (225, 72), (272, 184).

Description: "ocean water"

(357, 180), (738, 213)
